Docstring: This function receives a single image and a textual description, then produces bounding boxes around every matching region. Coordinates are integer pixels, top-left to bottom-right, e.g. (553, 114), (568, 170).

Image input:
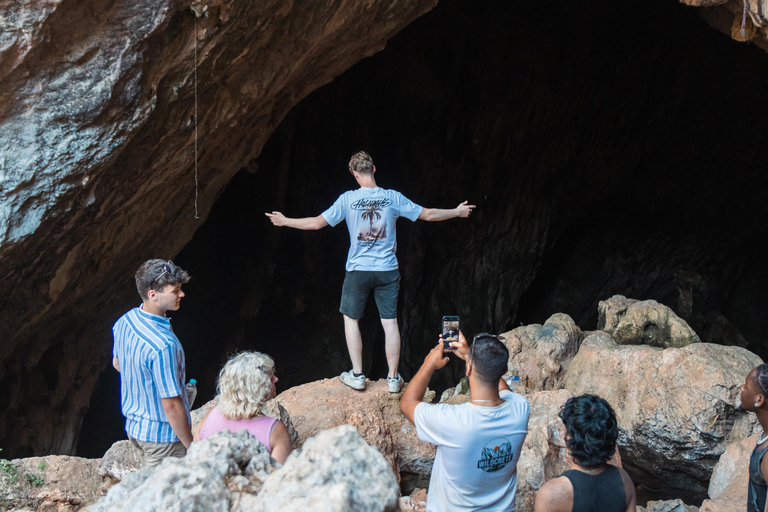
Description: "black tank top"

(748, 442), (768, 512)
(561, 465), (626, 512)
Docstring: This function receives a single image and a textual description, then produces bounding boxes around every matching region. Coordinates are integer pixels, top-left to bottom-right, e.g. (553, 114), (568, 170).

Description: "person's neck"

(757, 411), (768, 442)
(468, 380), (502, 406)
(357, 176), (377, 188)
(570, 460), (606, 474)
(141, 301), (166, 317)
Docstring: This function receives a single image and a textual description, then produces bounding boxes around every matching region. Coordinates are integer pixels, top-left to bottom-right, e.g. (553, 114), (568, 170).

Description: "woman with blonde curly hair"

(193, 351), (292, 463)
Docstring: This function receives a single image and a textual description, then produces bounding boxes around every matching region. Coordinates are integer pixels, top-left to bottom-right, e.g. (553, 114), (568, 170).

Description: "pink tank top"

(199, 406), (279, 453)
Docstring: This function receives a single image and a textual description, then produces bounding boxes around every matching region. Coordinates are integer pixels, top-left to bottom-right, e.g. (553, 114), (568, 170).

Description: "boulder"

(708, 434), (754, 502)
(85, 430), (277, 512)
(253, 425), (399, 511)
(500, 314), (582, 393)
(698, 498), (744, 512)
(275, 377), (434, 488)
(597, 295), (700, 348)
(98, 440), (141, 488)
(515, 390), (573, 512)
(1, 455), (101, 511)
(563, 331), (760, 502)
(640, 499), (699, 512)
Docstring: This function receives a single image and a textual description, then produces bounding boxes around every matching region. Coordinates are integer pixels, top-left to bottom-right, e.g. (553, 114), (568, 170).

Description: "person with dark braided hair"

(534, 394), (636, 512)
(739, 364), (768, 512)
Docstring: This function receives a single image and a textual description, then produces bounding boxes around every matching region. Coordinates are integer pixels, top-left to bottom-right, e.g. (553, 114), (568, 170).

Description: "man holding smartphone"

(266, 151), (474, 392)
(400, 332), (529, 511)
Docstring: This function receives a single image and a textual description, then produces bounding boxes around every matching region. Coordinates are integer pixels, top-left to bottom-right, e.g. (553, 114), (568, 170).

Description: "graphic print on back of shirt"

(478, 437), (515, 472)
(352, 197), (391, 247)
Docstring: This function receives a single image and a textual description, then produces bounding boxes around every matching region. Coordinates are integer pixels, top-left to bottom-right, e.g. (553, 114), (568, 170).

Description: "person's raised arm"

(418, 201), (475, 222)
(265, 212), (329, 230)
(162, 396), (193, 448)
(400, 343), (450, 424)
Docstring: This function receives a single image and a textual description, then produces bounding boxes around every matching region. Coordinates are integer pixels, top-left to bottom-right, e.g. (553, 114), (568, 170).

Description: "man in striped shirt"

(112, 259), (193, 467)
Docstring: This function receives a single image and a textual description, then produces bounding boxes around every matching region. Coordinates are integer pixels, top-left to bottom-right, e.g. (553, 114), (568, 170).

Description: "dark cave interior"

(78, 0), (768, 502)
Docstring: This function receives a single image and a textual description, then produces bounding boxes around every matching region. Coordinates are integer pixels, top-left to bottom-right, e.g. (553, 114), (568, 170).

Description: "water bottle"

(506, 372), (520, 390)
(185, 379), (197, 408)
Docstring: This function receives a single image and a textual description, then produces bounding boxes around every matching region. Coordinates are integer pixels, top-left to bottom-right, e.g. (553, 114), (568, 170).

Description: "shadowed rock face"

(0, 0), (438, 458)
(4, 0), (768, 461)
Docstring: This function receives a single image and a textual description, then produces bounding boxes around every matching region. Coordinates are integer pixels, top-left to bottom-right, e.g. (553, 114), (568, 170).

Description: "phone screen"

(442, 316), (459, 350)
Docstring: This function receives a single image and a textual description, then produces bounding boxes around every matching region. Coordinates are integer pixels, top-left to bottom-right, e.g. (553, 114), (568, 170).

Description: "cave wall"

(0, 0), (438, 458)
(3, 0), (768, 461)
(150, 0), (768, 417)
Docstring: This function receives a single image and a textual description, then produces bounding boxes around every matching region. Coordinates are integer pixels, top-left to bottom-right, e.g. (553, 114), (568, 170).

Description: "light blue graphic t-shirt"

(321, 187), (423, 271)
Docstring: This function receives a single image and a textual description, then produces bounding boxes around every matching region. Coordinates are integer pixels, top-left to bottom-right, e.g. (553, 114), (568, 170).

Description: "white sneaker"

(340, 370), (365, 390)
(387, 373), (404, 393)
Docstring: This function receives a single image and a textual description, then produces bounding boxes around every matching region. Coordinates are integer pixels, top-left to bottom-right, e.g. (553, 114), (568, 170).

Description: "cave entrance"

(80, 0), (768, 504)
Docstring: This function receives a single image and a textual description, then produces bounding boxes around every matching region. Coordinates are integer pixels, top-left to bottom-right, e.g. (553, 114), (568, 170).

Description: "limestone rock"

(563, 331), (760, 502)
(515, 390), (573, 512)
(708, 434), (754, 501)
(85, 430), (277, 512)
(699, 498), (744, 512)
(641, 500), (699, 512)
(98, 440), (141, 488)
(276, 377), (435, 487)
(1, 455), (101, 511)
(254, 425), (399, 512)
(598, 295), (701, 348)
(501, 313), (582, 393)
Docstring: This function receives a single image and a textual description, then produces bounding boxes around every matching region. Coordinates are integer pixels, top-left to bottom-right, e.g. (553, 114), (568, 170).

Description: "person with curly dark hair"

(739, 363), (768, 512)
(534, 394), (636, 512)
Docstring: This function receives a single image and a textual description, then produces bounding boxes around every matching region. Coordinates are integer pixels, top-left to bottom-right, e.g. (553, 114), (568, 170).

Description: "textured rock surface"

(640, 500), (699, 512)
(689, 0), (768, 53)
(698, 498), (743, 512)
(515, 390), (572, 512)
(253, 425), (399, 511)
(0, 0), (438, 458)
(85, 430), (277, 512)
(563, 332), (760, 502)
(0, 455), (101, 511)
(97, 440), (141, 488)
(275, 377), (433, 488)
(708, 434), (753, 501)
(598, 295), (701, 348)
(500, 314), (582, 394)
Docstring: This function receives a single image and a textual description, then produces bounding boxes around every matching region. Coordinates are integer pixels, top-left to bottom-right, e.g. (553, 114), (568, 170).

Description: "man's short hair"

(558, 394), (618, 468)
(470, 334), (509, 384)
(348, 151), (374, 175)
(135, 259), (190, 300)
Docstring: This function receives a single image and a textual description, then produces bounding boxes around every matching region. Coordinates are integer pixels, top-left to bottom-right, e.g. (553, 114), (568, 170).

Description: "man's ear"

(146, 289), (158, 301)
(466, 360), (472, 378)
(372, 165), (376, 175)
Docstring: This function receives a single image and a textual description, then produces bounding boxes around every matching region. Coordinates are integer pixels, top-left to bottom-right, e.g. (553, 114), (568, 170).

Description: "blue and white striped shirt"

(112, 305), (189, 443)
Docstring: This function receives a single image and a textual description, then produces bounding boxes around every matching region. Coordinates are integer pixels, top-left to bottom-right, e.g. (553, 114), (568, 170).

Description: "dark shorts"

(340, 270), (400, 320)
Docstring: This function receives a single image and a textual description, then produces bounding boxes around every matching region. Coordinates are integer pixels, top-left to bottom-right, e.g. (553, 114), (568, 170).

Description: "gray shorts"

(340, 270), (400, 320)
(129, 435), (186, 468)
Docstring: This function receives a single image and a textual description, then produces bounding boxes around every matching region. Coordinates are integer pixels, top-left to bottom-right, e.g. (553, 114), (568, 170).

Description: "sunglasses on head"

(152, 260), (175, 283)
(470, 333), (506, 360)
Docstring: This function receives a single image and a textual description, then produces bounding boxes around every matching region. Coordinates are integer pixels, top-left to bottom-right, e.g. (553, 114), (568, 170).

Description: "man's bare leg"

(343, 315), (364, 375)
(381, 317), (400, 379)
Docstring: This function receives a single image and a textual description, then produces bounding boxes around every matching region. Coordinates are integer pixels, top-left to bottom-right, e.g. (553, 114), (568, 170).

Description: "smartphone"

(442, 316), (459, 350)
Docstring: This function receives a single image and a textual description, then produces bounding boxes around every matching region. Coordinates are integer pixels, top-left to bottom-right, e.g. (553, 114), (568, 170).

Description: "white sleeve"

(414, 402), (449, 446)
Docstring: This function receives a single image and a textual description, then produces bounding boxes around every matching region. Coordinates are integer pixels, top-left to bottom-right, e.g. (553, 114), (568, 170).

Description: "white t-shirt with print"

(414, 390), (529, 511)
(321, 187), (422, 272)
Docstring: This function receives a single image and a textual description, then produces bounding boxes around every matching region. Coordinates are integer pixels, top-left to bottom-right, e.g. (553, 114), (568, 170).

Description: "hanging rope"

(194, 12), (199, 219)
(741, 0), (748, 38)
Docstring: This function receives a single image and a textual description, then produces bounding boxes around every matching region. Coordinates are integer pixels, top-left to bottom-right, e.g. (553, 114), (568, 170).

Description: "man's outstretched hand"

(456, 201), (476, 218)
(265, 211), (287, 226)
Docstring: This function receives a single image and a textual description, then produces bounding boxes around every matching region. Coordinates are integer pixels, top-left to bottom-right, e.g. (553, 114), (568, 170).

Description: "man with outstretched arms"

(266, 151), (475, 393)
(400, 332), (530, 511)
(112, 259), (193, 467)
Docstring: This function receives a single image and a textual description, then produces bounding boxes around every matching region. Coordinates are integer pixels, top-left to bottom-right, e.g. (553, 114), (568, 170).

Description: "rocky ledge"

(0, 296), (762, 511)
